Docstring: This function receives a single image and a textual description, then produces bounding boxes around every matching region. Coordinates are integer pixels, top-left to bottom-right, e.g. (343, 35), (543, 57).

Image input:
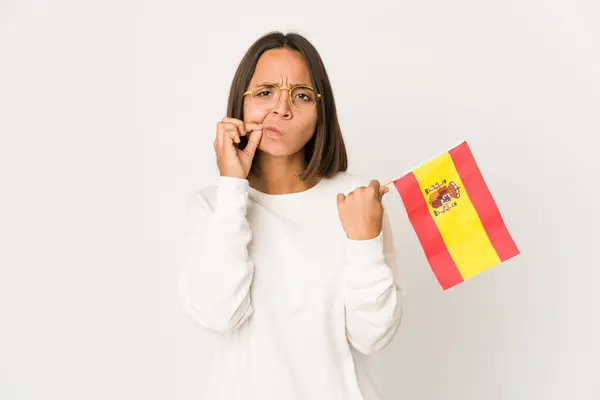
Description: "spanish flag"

(392, 141), (519, 290)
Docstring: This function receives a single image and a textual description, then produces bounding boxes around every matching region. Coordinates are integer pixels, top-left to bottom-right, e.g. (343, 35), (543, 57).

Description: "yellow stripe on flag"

(412, 152), (501, 280)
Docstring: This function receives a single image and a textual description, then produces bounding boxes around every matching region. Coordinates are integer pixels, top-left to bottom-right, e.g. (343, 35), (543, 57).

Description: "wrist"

(344, 223), (382, 241)
(215, 176), (249, 208)
(346, 229), (381, 241)
(344, 231), (385, 265)
(219, 170), (247, 180)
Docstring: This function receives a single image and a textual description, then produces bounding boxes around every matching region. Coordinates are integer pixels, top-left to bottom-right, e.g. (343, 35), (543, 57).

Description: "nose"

(271, 88), (292, 118)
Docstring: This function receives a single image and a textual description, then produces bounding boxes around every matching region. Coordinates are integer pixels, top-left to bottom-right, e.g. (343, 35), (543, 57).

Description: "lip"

(264, 125), (283, 136)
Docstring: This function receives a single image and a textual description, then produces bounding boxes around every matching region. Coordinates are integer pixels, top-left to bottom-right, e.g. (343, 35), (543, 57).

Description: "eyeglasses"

(243, 83), (321, 112)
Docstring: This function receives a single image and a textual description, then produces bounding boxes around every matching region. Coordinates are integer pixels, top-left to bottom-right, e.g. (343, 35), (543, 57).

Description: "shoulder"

(185, 183), (219, 215)
(185, 176), (249, 214)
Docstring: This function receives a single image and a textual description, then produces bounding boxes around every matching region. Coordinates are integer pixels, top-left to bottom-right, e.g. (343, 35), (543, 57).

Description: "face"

(243, 48), (318, 157)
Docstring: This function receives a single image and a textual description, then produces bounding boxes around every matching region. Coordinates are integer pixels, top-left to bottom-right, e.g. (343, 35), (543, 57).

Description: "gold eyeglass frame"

(243, 83), (321, 112)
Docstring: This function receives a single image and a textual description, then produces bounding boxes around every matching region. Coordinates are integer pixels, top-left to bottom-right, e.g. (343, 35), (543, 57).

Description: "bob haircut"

(225, 31), (348, 182)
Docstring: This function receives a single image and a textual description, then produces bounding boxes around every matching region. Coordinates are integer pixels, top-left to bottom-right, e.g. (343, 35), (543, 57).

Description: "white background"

(1, 0), (599, 399)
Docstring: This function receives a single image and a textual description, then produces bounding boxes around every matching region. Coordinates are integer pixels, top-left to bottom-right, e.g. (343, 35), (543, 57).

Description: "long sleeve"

(178, 176), (254, 333)
(343, 209), (405, 355)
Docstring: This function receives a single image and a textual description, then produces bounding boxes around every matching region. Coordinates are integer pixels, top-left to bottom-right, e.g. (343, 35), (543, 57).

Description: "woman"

(179, 31), (405, 400)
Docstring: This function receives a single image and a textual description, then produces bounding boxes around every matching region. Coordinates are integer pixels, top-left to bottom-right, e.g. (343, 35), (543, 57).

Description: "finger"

(218, 122), (241, 145)
(217, 122), (236, 149)
(242, 129), (263, 157)
(368, 179), (381, 192)
(336, 193), (345, 207)
(244, 122), (264, 133)
(216, 122), (224, 149)
(221, 117), (246, 138)
(222, 118), (264, 136)
(224, 126), (241, 144)
(368, 180), (381, 198)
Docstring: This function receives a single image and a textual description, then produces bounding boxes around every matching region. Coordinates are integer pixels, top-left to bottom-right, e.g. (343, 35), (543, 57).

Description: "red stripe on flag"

(395, 173), (464, 289)
(449, 142), (520, 262)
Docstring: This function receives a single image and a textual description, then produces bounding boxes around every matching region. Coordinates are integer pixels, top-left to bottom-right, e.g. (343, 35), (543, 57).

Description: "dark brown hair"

(226, 31), (348, 182)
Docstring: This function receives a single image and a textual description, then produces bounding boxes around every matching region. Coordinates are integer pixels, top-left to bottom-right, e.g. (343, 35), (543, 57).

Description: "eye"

(295, 93), (312, 101)
(293, 88), (314, 102)
(251, 84), (278, 98)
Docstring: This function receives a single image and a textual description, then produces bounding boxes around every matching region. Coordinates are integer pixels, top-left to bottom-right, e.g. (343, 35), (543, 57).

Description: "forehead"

(250, 48), (312, 85)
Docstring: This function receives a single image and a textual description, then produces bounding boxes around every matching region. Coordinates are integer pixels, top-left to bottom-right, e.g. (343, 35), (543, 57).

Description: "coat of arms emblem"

(424, 180), (460, 216)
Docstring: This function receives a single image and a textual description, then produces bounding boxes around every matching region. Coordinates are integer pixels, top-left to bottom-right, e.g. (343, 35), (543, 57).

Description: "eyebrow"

(257, 80), (312, 87)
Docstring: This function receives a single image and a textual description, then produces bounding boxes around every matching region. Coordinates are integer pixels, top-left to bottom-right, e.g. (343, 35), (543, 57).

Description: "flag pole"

(381, 140), (468, 188)
(382, 178), (399, 187)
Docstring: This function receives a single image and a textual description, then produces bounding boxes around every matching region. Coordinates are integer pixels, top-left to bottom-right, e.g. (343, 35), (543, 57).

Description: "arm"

(343, 209), (405, 355)
(178, 176), (254, 333)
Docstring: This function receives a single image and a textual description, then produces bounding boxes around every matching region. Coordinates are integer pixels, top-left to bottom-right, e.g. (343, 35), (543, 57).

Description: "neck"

(248, 151), (319, 195)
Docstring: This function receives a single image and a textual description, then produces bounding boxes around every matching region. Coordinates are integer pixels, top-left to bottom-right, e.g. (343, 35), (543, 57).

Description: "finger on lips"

(222, 118), (263, 133)
(245, 122), (263, 132)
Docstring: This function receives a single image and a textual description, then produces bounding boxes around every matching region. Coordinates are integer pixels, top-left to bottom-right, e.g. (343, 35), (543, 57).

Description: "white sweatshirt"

(178, 171), (405, 400)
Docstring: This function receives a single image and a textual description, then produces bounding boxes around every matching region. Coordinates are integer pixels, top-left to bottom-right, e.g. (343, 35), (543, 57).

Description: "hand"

(336, 180), (390, 240)
(214, 117), (264, 179)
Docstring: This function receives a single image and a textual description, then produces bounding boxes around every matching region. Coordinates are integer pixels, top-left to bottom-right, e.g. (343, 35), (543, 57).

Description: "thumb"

(379, 185), (390, 197)
(243, 129), (263, 157)
(336, 193), (345, 207)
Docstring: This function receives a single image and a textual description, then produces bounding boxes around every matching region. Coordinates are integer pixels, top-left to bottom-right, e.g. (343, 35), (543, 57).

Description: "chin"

(258, 144), (295, 157)
(257, 138), (298, 156)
